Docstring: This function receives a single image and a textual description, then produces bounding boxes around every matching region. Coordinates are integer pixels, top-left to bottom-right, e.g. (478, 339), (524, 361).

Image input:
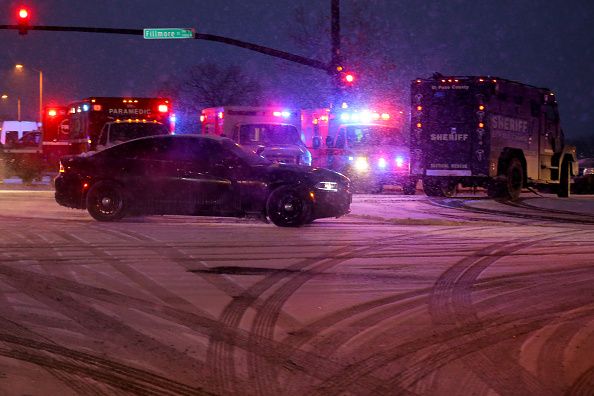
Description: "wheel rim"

(93, 188), (122, 216)
(275, 194), (303, 223)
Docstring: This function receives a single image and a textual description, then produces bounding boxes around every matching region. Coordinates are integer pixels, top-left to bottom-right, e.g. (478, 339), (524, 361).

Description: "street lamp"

(0, 94), (22, 121)
(14, 64), (43, 123)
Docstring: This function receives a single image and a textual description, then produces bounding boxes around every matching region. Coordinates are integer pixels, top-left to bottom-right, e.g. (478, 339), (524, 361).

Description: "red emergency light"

(158, 104), (168, 113)
(47, 109), (57, 117)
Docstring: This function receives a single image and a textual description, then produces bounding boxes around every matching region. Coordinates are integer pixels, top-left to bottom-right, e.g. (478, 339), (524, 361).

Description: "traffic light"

(334, 66), (356, 88)
(17, 6), (31, 35)
(342, 71), (355, 85)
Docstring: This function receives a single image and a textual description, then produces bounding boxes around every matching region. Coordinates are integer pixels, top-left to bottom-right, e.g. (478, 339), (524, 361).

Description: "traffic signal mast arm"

(0, 24), (331, 72)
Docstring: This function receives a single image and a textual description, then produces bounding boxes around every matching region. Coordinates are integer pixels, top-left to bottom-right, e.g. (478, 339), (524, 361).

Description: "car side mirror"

(312, 136), (321, 149)
(325, 136), (334, 148)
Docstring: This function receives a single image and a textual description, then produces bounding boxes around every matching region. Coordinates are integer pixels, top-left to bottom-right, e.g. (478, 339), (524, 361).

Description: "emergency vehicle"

(300, 108), (330, 167)
(41, 106), (70, 171)
(200, 106), (312, 166)
(68, 97), (173, 152)
(0, 120), (42, 181)
(324, 107), (417, 194)
(410, 74), (578, 199)
(1, 98), (173, 180)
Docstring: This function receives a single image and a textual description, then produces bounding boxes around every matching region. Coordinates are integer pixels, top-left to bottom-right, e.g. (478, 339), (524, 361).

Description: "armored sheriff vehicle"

(410, 74), (577, 199)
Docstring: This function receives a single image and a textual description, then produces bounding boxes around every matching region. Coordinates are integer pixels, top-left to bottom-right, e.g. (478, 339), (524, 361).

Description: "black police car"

(55, 135), (351, 226)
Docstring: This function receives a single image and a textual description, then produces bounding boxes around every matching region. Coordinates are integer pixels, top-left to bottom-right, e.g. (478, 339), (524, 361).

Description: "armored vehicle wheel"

(86, 181), (127, 221)
(504, 158), (523, 201)
(267, 185), (311, 227)
(557, 159), (572, 198)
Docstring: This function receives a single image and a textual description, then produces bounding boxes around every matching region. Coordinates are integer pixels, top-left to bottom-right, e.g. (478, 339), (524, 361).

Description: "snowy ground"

(0, 186), (592, 395)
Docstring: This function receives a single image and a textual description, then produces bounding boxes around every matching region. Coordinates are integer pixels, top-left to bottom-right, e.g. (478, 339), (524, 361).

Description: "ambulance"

(200, 106), (312, 166)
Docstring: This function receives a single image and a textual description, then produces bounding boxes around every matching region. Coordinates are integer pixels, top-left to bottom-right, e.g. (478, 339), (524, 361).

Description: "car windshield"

(345, 125), (405, 148)
(221, 138), (271, 166)
(237, 124), (304, 146)
(110, 123), (168, 142)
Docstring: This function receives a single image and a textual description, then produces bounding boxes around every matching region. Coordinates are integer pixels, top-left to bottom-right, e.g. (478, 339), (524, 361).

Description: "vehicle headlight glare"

(315, 181), (338, 192)
(378, 157), (387, 169)
(395, 156), (404, 167)
(354, 157), (369, 172)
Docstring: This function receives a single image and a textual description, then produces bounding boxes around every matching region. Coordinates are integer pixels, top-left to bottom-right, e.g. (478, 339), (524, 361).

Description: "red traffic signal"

(17, 6), (31, 35)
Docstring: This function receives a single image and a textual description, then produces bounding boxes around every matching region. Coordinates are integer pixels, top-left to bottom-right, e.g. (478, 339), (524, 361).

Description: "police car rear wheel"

(86, 181), (126, 221)
(267, 185), (311, 227)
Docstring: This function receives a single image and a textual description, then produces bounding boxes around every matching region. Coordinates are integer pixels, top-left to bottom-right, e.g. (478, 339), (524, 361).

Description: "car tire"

(86, 181), (127, 221)
(266, 185), (311, 227)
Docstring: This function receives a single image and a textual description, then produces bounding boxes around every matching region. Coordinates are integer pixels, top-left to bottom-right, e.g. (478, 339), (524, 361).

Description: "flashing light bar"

(158, 104), (168, 113)
(272, 110), (292, 118)
(339, 110), (392, 123)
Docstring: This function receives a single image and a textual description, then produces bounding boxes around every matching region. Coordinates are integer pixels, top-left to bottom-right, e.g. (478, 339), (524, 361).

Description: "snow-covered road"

(0, 190), (592, 395)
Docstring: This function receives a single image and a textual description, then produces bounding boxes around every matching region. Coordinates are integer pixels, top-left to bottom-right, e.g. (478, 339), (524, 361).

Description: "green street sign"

(143, 28), (195, 40)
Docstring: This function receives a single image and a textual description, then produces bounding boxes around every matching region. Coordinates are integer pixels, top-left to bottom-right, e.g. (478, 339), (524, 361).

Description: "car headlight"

(584, 167), (594, 176)
(315, 181), (338, 192)
(354, 157), (369, 172)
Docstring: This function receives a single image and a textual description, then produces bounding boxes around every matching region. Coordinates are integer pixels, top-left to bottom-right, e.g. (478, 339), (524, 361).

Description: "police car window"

(103, 137), (170, 160)
(173, 138), (214, 170)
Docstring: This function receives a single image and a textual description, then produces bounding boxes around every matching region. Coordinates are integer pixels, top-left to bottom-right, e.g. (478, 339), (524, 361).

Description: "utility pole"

(330, 0), (342, 107)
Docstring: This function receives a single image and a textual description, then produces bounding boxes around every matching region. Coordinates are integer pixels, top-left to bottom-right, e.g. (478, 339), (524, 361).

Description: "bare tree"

(158, 62), (263, 133)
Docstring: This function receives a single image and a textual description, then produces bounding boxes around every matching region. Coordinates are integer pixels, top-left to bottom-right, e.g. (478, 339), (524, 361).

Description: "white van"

(0, 120), (40, 146)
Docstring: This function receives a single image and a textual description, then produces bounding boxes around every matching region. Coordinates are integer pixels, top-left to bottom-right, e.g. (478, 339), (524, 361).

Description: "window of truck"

(236, 124), (304, 146)
(345, 126), (405, 148)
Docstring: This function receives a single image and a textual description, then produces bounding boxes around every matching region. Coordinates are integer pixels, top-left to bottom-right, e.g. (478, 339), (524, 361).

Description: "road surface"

(0, 190), (593, 395)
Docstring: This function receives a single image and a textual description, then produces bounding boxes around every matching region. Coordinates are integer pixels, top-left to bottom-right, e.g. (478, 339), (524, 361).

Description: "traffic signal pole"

(330, 0), (343, 107)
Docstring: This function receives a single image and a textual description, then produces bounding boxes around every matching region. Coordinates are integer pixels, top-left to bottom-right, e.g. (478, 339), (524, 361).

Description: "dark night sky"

(1, 0), (594, 138)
